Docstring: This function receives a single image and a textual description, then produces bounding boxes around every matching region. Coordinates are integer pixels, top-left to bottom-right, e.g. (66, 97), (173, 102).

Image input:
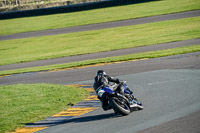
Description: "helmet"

(97, 70), (106, 76)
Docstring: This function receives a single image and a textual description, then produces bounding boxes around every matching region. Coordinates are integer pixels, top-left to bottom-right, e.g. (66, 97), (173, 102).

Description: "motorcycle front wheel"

(109, 96), (130, 116)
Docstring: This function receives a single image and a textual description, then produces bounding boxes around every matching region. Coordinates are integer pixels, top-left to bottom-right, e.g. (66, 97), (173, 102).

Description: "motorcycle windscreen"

(123, 83), (132, 94)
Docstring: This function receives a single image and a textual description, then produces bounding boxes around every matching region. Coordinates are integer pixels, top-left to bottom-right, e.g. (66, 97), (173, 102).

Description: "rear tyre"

(109, 97), (130, 116)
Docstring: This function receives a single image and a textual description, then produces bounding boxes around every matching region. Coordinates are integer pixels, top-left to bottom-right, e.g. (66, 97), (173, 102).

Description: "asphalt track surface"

(0, 10), (200, 41)
(37, 69), (200, 133)
(1, 52), (199, 133)
(1, 52), (200, 85)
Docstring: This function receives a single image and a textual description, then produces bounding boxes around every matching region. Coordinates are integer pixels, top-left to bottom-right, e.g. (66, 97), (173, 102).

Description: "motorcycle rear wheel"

(109, 97), (130, 116)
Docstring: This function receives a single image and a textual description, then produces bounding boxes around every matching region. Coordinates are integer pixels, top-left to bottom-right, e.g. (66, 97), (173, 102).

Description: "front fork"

(125, 93), (138, 104)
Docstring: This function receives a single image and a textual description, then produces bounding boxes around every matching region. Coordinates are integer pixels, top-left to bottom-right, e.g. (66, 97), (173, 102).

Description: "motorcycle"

(98, 81), (143, 116)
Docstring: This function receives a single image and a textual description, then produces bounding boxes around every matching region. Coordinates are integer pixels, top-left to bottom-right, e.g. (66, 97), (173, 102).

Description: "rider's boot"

(102, 101), (112, 111)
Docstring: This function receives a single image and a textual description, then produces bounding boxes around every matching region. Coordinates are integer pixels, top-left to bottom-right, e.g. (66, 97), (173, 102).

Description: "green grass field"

(1, 1), (200, 132)
(1, 16), (200, 66)
(0, 0), (199, 35)
(0, 84), (89, 133)
(1, 44), (199, 76)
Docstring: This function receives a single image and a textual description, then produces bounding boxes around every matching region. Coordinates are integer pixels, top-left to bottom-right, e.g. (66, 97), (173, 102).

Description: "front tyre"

(109, 97), (130, 116)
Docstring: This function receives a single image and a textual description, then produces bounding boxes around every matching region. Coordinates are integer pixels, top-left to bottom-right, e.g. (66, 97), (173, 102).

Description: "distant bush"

(0, 0), (156, 19)
(0, 0), (102, 12)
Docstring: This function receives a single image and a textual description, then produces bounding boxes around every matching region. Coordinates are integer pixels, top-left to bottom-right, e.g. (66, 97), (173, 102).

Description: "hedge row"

(0, 0), (154, 19)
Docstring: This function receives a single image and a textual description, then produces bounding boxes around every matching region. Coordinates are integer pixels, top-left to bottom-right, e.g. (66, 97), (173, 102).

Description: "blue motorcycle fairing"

(98, 87), (114, 100)
(98, 83), (133, 100)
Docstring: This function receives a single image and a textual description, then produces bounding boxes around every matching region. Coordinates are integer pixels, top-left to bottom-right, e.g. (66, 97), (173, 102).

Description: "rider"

(93, 70), (131, 110)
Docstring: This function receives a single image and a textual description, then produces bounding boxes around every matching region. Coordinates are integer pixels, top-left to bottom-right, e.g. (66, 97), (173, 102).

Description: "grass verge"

(1, 16), (200, 66)
(0, 45), (199, 76)
(0, 0), (200, 35)
(0, 83), (89, 133)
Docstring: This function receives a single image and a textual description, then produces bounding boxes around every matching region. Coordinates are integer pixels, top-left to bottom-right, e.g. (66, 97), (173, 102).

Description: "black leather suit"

(93, 74), (120, 110)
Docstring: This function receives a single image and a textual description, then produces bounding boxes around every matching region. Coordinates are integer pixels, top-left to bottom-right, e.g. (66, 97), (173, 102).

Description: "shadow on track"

(26, 113), (119, 127)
